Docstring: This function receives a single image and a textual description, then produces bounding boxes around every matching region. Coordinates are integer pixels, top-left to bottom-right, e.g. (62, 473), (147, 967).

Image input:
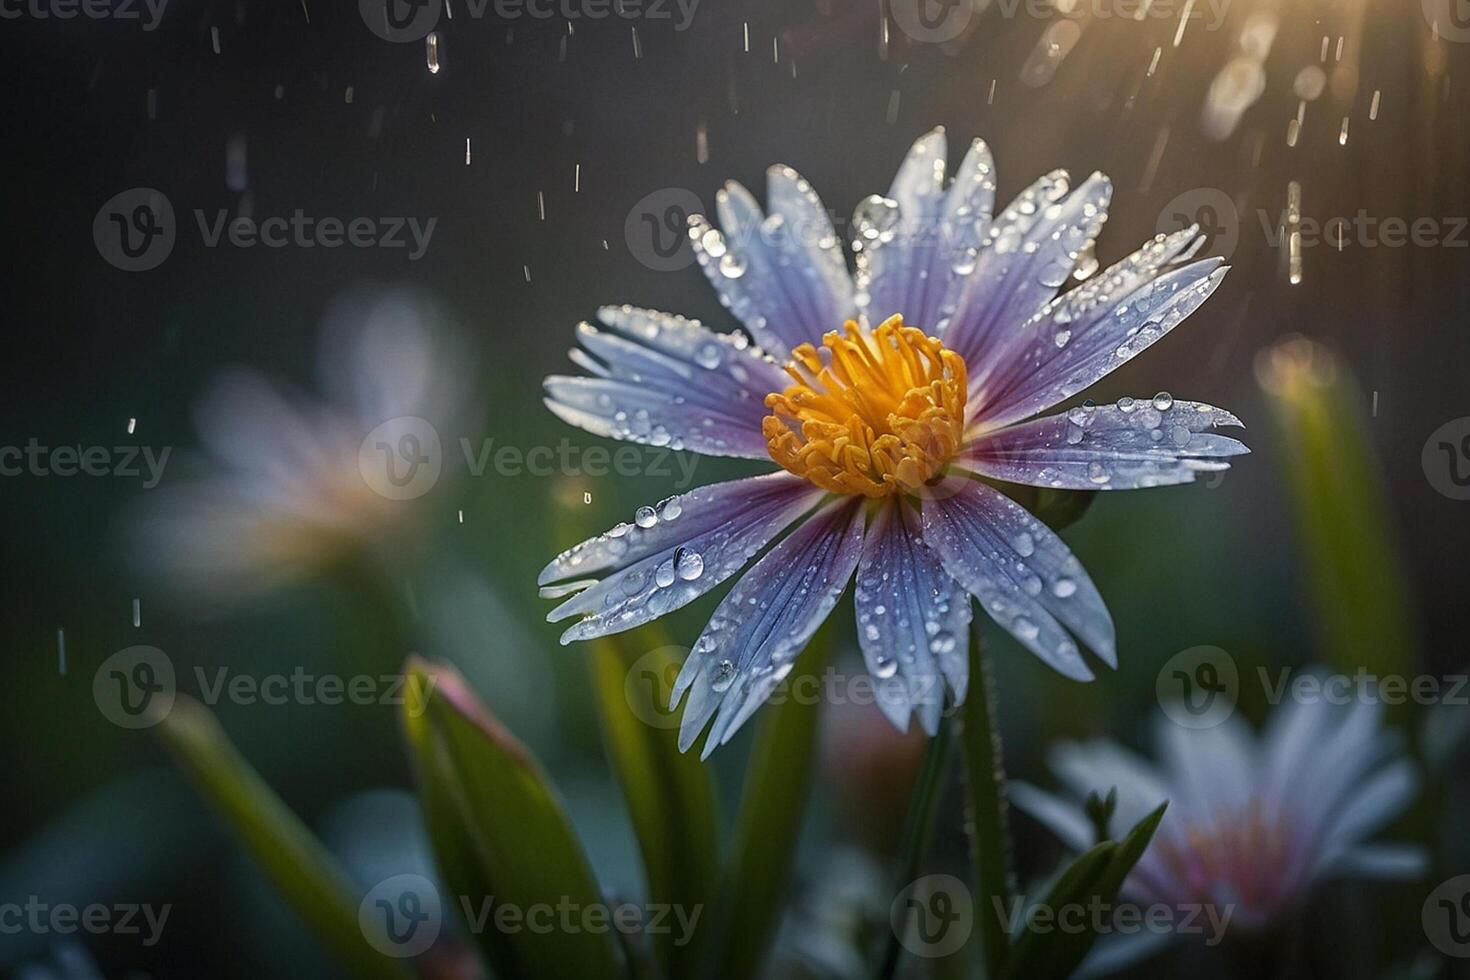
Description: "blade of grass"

(961, 629), (1016, 979)
(705, 626), (833, 980)
(1258, 338), (1417, 699)
(156, 696), (412, 980)
(590, 627), (720, 977)
(874, 718), (954, 979)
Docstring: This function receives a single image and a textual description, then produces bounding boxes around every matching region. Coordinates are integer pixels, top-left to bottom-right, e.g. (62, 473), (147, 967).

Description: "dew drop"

(674, 547), (704, 581)
(711, 659), (736, 692)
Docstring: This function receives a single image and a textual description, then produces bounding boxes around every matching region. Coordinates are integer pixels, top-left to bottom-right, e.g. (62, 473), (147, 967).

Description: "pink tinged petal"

(673, 499), (866, 758)
(1152, 715), (1258, 821)
(688, 175), (856, 359)
(854, 501), (972, 735)
(541, 474), (824, 643)
(964, 399), (1249, 490)
(543, 305), (790, 460)
(973, 228), (1225, 429)
(943, 171), (1114, 378)
(921, 480), (1115, 679)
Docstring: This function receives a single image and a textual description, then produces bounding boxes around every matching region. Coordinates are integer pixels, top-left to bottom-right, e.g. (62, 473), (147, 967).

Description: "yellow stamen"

(762, 315), (968, 498)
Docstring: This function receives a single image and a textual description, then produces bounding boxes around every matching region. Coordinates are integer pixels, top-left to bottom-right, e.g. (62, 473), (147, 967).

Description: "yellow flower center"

(762, 315), (969, 498)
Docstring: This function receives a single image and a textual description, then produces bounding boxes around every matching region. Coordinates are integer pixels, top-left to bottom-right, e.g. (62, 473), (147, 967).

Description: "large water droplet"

(674, 547), (704, 581)
(711, 659), (736, 692)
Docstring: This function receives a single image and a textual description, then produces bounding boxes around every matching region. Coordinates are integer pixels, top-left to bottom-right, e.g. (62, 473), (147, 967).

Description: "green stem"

(962, 630), (1015, 980)
(875, 708), (954, 980)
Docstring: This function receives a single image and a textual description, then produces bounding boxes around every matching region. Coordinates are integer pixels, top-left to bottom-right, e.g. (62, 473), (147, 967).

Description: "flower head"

(131, 290), (470, 601)
(1012, 695), (1424, 968)
(540, 130), (1249, 755)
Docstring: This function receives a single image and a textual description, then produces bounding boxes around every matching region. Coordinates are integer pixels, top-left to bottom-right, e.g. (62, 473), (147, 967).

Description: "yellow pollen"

(762, 315), (968, 498)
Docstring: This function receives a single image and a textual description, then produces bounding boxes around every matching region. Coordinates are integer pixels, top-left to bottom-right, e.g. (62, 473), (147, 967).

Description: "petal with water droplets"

(541, 473), (825, 643)
(854, 500), (972, 735)
(973, 229), (1225, 429)
(543, 306), (790, 459)
(689, 177), (856, 358)
(674, 499), (865, 758)
(943, 171), (1113, 380)
(921, 479), (1115, 677)
(965, 399), (1249, 490)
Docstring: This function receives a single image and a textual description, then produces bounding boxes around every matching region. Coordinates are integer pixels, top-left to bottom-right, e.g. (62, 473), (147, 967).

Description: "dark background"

(1, 0), (1467, 976)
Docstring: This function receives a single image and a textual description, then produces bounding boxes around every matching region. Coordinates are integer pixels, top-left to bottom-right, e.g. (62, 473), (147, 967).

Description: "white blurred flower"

(130, 289), (471, 601)
(1012, 693), (1425, 973)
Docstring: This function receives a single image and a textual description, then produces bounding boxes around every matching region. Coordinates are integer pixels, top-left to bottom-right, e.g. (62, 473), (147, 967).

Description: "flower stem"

(962, 629), (1015, 979)
(875, 707), (954, 980)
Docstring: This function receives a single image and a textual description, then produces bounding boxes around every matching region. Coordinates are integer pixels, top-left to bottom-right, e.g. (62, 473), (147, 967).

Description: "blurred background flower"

(1012, 695), (1425, 974)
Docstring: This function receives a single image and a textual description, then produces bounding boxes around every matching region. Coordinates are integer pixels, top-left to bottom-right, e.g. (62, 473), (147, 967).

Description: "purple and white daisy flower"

(132, 291), (471, 601)
(1011, 696), (1425, 973)
(539, 129), (1249, 756)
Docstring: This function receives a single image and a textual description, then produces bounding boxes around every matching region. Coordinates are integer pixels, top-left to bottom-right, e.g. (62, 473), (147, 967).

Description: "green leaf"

(1000, 803), (1168, 980)
(1259, 338), (1417, 693)
(960, 631), (1017, 979)
(590, 627), (720, 976)
(156, 696), (412, 980)
(401, 658), (624, 980)
(704, 626), (833, 980)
